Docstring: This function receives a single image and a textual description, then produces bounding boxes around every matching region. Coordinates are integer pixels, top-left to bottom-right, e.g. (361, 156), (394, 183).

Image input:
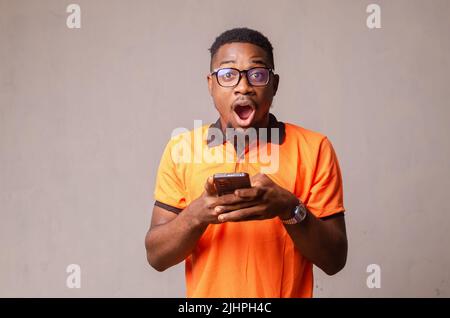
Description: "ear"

(207, 74), (213, 96)
(272, 74), (280, 96)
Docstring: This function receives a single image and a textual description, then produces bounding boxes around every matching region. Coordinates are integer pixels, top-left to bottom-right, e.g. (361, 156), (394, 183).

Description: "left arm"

(215, 173), (347, 275)
(281, 207), (347, 276)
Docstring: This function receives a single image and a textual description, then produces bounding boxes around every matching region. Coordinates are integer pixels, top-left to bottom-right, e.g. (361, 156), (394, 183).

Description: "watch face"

(281, 204), (307, 224)
(296, 204), (307, 222)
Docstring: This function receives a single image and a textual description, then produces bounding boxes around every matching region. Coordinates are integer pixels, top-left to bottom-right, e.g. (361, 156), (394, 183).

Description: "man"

(145, 28), (347, 298)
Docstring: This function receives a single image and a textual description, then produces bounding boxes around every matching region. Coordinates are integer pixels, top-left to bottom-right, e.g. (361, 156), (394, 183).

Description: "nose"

(233, 71), (255, 96)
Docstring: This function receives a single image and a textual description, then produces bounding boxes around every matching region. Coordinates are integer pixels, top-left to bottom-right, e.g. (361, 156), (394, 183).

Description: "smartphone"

(213, 172), (251, 196)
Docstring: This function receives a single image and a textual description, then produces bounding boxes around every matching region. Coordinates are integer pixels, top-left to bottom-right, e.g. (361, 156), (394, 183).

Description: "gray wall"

(1, 0), (449, 297)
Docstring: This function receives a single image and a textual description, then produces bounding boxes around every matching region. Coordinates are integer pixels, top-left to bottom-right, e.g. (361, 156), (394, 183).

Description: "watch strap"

(281, 201), (307, 224)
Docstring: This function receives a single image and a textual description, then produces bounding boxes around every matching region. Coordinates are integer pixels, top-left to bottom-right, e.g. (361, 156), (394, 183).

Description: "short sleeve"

(305, 137), (345, 218)
(154, 140), (187, 213)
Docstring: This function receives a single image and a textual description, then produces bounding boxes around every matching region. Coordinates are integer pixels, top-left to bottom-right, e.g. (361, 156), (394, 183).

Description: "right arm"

(145, 177), (223, 272)
(146, 176), (266, 271)
(145, 205), (208, 272)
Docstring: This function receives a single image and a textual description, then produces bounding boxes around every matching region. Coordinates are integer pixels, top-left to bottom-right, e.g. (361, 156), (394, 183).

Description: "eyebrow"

(218, 60), (235, 66)
(250, 59), (269, 67)
(218, 59), (269, 68)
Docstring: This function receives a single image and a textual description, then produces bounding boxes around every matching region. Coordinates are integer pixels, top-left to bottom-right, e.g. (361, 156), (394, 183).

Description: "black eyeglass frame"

(210, 67), (274, 87)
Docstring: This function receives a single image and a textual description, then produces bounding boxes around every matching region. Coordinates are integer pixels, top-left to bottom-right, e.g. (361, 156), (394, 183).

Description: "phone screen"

(213, 172), (251, 196)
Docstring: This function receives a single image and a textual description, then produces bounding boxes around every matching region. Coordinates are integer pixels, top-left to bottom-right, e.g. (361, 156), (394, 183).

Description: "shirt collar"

(206, 113), (286, 148)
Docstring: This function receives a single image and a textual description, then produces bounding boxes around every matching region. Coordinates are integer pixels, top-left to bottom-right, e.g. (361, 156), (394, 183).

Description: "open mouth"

(234, 105), (254, 120)
(233, 104), (256, 128)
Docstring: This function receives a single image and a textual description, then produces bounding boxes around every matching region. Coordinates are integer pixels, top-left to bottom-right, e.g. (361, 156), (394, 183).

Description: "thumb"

(250, 173), (264, 187)
(204, 176), (217, 195)
(251, 173), (272, 187)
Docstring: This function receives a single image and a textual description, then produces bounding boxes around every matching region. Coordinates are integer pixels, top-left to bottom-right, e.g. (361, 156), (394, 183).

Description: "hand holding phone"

(213, 172), (251, 196)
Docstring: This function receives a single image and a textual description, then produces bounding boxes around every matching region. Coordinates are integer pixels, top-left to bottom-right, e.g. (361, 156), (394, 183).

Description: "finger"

(215, 192), (246, 206)
(204, 176), (217, 195)
(250, 173), (262, 187)
(214, 200), (261, 214)
(218, 206), (263, 223)
(250, 174), (267, 187)
(250, 173), (273, 187)
(235, 187), (265, 199)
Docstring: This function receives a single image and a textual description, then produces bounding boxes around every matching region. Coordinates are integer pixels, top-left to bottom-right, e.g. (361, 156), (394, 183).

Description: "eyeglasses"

(210, 67), (273, 87)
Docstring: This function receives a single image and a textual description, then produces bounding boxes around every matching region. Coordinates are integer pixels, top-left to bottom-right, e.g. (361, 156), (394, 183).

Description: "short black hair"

(209, 27), (274, 70)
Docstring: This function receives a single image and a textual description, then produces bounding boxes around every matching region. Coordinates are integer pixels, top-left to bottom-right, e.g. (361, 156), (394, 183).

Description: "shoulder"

(281, 122), (340, 171)
(163, 124), (210, 151)
(284, 122), (329, 150)
(158, 124), (211, 168)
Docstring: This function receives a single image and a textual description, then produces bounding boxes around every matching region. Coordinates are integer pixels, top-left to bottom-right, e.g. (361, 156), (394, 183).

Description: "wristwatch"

(281, 201), (308, 225)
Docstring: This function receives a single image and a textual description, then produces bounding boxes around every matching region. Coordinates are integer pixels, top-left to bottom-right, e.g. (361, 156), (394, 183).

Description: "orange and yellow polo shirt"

(154, 113), (345, 298)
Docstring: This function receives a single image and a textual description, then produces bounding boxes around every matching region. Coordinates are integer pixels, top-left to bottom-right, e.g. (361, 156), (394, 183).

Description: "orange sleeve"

(153, 139), (187, 212)
(305, 137), (345, 218)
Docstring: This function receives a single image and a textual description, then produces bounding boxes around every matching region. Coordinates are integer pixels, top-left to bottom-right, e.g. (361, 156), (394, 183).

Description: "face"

(207, 42), (279, 130)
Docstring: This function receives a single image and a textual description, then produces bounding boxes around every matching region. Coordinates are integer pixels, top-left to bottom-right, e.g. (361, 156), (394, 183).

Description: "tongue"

(235, 105), (253, 119)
